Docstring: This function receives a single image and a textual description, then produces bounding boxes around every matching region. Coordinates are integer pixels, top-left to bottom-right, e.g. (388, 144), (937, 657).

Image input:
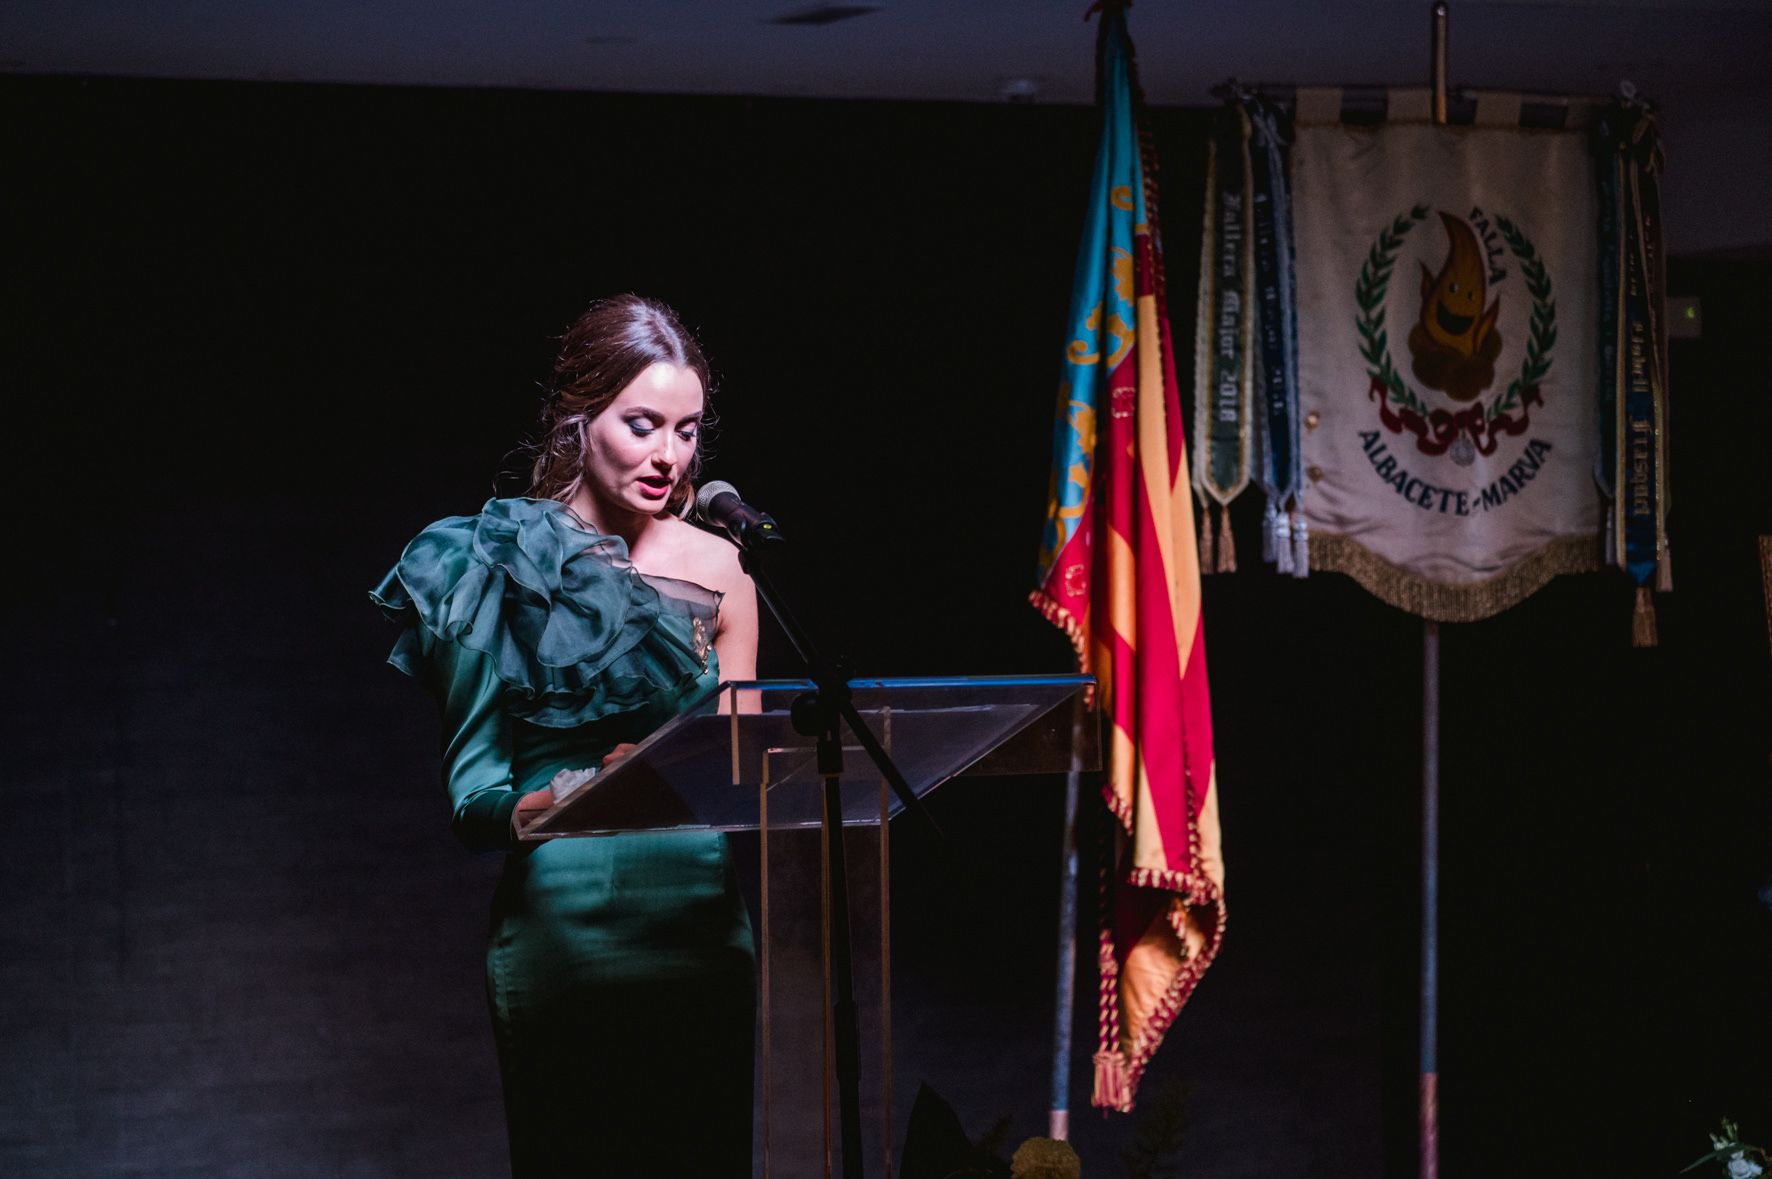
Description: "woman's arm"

(712, 570), (758, 682)
(425, 635), (524, 851)
(683, 517), (760, 681)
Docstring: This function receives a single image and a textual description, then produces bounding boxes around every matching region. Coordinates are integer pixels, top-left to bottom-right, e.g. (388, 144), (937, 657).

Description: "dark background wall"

(3, 75), (1768, 1177)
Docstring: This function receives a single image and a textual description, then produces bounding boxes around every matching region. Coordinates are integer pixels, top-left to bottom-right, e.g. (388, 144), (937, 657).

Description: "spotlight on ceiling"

(770, 5), (880, 26)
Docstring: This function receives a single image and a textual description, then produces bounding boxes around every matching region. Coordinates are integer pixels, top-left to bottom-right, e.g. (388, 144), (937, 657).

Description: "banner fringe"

(1199, 503), (1216, 573)
(1216, 504), (1237, 572)
(1309, 533), (1602, 622)
(1656, 547), (1674, 592)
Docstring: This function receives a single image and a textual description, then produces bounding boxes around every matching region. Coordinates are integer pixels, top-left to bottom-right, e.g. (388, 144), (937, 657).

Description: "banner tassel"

(1199, 502), (1217, 573)
(1273, 504), (1294, 575)
(1261, 500), (1278, 563)
(1290, 510), (1309, 577)
(1603, 507), (1617, 568)
(1092, 1050), (1129, 1111)
(1656, 547), (1674, 592)
(1632, 586), (1658, 647)
(1217, 504), (1237, 572)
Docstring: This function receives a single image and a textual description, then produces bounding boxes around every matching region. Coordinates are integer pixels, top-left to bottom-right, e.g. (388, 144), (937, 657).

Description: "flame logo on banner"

(1408, 212), (1502, 402)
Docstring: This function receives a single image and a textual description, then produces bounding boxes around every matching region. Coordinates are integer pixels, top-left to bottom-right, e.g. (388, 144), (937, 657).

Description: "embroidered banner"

(1292, 106), (1603, 619)
(1032, 1), (1224, 1114)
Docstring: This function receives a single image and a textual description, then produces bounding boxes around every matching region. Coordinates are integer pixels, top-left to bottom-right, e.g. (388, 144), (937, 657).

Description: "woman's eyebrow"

(624, 404), (701, 424)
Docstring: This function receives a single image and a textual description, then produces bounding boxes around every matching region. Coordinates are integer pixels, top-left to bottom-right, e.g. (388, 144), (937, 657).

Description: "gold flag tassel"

(1290, 509), (1309, 577)
(1632, 586), (1658, 648)
(1656, 547), (1674, 592)
(1217, 503), (1237, 572)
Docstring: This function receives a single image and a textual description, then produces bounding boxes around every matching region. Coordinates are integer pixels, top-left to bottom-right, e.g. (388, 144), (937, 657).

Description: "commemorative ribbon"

(1597, 96), (1672, 644)
(1593, 111), (1622, 564)
(1240, 92), (1307, 576)
(1190, 102), (1255, 572)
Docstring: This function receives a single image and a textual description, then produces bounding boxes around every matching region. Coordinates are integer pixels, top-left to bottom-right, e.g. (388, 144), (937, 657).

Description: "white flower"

(1726, 1150), (1764, 1179)
(549, 766), (599, 803)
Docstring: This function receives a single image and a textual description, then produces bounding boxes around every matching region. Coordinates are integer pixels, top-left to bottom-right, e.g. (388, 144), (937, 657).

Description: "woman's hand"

(510, 745), (638, 838)
(511, 789), (553, 837)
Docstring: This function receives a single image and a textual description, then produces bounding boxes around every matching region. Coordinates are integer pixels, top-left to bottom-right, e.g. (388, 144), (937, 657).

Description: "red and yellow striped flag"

(1031, 2), (1225, 1112)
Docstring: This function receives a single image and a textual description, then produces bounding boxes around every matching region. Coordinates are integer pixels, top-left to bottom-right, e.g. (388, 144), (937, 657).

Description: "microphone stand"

(732, 528), (946, 1179)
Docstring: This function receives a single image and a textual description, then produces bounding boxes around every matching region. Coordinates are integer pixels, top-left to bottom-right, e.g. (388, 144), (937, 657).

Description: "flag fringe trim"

(1028, 588), (1094, 698)
(1092, 868), (1227, 1113)
(1307, 532), (1601, 622)
(1093, 761), (1224, 1113)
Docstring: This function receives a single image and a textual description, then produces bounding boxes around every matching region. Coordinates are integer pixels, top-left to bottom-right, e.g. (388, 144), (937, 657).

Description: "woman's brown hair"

(527, 294), (713, 516)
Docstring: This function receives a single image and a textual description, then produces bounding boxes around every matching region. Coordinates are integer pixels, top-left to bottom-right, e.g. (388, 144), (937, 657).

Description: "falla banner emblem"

(1358, 203), (1556, 469)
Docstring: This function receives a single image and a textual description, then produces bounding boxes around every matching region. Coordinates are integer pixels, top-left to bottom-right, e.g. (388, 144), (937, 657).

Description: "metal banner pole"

(1423, 12), (1448, 1178)
(1421, 619), (1442, 1179)
(1047, 707), (1087, 1139)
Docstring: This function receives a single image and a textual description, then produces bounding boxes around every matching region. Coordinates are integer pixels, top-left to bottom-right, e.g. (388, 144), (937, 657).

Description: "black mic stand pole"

(734, 533), (946, 1179)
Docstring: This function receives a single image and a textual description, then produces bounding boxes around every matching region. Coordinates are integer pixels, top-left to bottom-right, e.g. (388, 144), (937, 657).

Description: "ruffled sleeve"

(369, 497), (721, 729)
(426, 632), (523, 852)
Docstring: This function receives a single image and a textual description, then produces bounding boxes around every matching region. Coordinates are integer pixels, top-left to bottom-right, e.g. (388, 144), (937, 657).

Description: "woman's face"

(583, 361), (705, 518)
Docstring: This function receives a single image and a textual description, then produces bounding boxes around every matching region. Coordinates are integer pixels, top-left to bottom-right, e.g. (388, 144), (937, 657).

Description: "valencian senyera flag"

(1031, 0), (1225, 1113)
(1292, 90), (1610, 620)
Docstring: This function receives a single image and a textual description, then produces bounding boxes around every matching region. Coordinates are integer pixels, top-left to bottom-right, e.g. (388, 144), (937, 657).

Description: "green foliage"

(1488, 215), (1558, 422)
(1121, 1077), (1192, 1179)
(1682, 1117), (1768, 1176)
(899, 1083), (1012, 1179)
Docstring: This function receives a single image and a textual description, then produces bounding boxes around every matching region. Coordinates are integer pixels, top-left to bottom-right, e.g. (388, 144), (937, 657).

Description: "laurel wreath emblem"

(1354, 204), (1557, 424)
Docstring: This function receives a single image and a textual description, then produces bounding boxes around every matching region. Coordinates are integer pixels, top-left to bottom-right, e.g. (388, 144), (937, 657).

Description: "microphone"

(694, 480), (784, 548)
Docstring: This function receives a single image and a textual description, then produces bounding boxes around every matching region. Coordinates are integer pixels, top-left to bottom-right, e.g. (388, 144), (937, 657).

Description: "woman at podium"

(371, 294), (758, 1174)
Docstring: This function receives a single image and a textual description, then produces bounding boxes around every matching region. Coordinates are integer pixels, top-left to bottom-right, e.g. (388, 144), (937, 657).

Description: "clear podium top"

(520, 674), (1098, 840)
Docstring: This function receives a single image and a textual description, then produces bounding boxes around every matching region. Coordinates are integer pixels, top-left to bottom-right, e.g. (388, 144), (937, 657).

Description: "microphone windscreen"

(694, 480), (739, 521)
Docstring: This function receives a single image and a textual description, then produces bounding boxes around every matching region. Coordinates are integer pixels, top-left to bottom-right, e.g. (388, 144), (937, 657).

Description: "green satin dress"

(373, 498), (756, 1177)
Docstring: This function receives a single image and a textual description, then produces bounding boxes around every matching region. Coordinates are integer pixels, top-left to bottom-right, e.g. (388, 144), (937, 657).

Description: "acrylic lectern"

(518, 674), (1099, 1179)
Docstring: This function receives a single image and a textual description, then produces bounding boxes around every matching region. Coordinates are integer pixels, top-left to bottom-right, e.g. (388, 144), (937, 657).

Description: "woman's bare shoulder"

(661, 516), (749, 595)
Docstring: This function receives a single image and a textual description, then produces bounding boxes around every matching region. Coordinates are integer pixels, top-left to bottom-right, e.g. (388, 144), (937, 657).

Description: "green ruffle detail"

(370, 497), (720, 728)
